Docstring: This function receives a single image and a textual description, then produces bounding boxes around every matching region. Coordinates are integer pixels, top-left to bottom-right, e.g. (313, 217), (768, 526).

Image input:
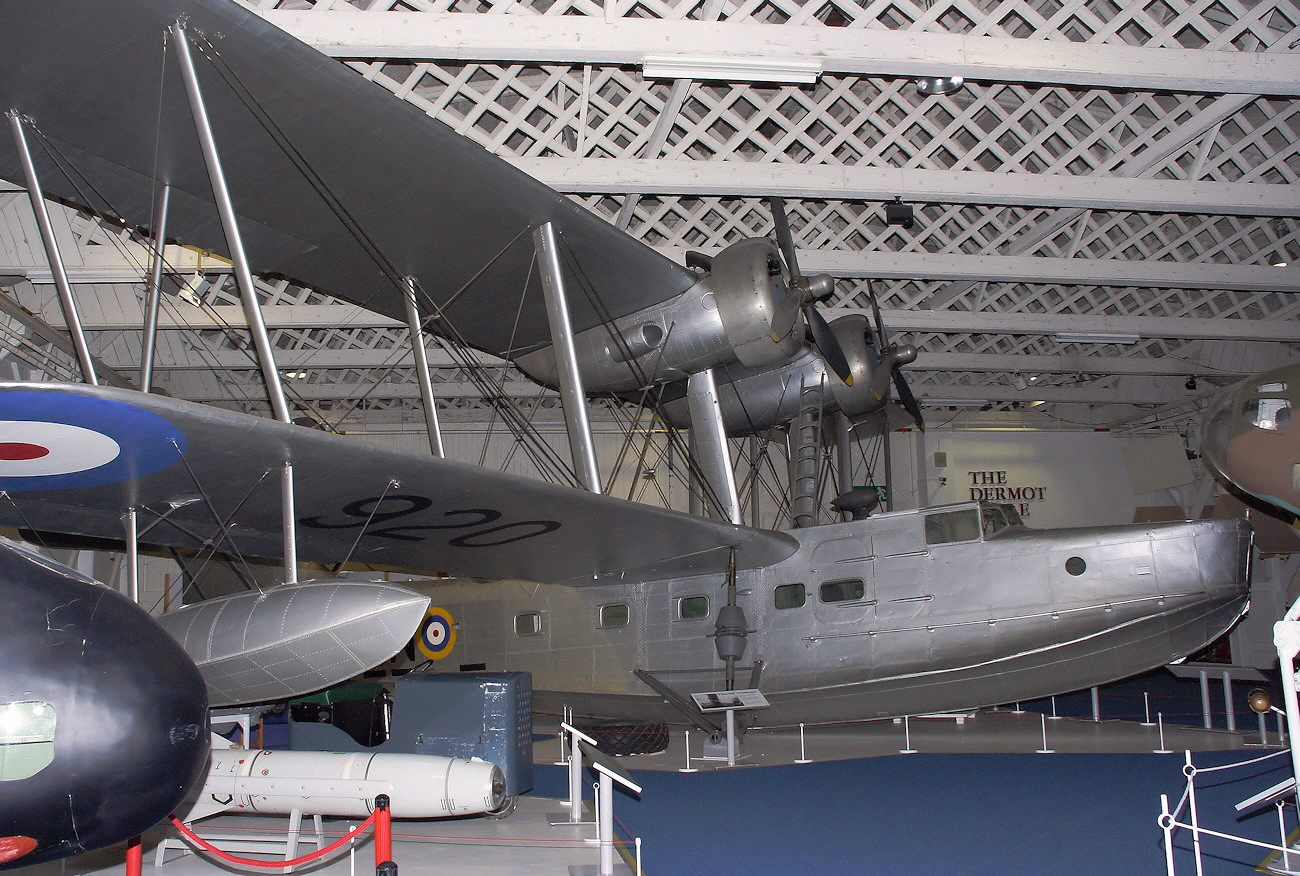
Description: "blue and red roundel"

(0, 392), (186, 491)
(416, 607), (457, 661)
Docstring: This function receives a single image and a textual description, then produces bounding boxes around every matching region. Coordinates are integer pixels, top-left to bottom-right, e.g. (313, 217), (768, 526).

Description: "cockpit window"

(0, 701), (55, 781)
(1243, 397), (1291, 431)
(981, 504), (1022, 538)
(924, 508), (981, 545)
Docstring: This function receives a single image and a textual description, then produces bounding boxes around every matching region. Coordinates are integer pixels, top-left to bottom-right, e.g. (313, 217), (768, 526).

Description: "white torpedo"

(179, 747), (507, 821)
(157, 580), (430, 707)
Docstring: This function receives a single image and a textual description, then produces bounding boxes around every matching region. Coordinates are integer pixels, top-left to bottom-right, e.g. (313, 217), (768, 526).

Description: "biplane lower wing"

(0, 383), (796, 585)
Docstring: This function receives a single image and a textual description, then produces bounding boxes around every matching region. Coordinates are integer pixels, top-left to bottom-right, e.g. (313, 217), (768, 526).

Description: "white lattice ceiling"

(1, 0), (1298, 437)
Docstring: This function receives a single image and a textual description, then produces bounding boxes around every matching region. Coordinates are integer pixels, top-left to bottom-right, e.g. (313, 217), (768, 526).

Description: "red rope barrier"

(167, 811), (377, 869)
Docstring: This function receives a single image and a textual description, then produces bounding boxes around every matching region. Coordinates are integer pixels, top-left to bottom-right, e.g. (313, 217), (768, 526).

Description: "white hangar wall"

(886, 428), (1199, 530)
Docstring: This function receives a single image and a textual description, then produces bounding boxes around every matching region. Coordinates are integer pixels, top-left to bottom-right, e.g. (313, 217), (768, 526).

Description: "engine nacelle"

(708, 238), (805, 369)
(657, 315), (898, 435)
(513, 238), (808, 394)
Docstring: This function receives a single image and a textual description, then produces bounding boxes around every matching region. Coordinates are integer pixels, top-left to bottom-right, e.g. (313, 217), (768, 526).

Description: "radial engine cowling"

(827, 313), (890, 418)
(709, 238), (805, 369)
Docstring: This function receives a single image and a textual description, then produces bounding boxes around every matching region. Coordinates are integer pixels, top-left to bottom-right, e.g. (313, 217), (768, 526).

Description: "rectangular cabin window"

(774, 583), (806, 610)
(678, 595), (710, 620)
(819, 578), (865, 603)
(599, 603), (630, 628)
(514, 612), (542, 637)
(924, 508), (980, 545)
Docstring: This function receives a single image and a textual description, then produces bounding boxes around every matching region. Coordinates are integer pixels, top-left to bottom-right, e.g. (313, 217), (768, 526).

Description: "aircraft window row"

(924, 508), (981, 545)
(678, 595), (710, 620)
(0, 701), (55, 781)
(599, 603), (630, 628)
(774, 582), (806, 610)
(819, 578), (865, 603)
(514, 612), (542, 637)
(981, 504), (1020, 538)
(1243, 396), (1291, 431)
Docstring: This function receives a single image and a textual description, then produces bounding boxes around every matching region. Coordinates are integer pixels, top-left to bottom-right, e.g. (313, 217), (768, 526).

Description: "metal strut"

(140, 183), (171, 393)
(7, 111), (98, 385)
(171, 21), (290, 424)
(533, 221), (601, 493)
(402, 277), (446, 458)
(686, 368), (741, 524)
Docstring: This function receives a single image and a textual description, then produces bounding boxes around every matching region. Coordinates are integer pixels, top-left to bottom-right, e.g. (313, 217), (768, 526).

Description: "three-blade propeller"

(767, 199), (923, 430)
(866, 279), (924, 431)
(766, 198), (854, 387)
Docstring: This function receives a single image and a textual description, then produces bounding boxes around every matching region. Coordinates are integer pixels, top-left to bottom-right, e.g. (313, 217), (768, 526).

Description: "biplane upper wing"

(0, 0), (698, 356)
(0, 382), (796, 585)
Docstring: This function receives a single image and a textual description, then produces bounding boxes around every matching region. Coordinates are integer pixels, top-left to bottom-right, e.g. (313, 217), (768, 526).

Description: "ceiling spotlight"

(1012, 373), (1028, 391)
(885, 196), (914, 229)
(915, 76), (964, 96)
(1185, 376), (1198, 391)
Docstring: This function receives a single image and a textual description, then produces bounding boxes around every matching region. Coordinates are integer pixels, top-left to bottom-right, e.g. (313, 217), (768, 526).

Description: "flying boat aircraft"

(0, 0), (1256, 858)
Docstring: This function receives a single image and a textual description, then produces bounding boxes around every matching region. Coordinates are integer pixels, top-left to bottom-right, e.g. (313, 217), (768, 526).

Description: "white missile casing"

(184, 749), (507, 820)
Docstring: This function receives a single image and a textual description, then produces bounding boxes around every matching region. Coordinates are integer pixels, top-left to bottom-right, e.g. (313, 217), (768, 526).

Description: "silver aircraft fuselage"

(412, 502), (1252, 725)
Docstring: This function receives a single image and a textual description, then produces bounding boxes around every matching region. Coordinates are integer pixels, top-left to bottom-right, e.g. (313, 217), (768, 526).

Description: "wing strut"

(402, 277), (446, 458)
(171, 21), (291, 424)
(687, 369), (742, 524)
(533, 221), (602, 493)
(139, 183), (171, 394)
(7, 112), (97, 385)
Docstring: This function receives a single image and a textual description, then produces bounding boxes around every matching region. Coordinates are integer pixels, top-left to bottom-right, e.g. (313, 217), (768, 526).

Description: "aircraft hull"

(403, 511), (1252, 725)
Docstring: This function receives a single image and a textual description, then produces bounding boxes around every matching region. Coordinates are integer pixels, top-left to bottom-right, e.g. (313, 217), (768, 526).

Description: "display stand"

(692, 688), (769, 767)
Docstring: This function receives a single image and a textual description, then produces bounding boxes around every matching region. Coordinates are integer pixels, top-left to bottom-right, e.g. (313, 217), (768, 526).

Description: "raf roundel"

(416, 607), (457, 661)
(0, 392), (187, 491)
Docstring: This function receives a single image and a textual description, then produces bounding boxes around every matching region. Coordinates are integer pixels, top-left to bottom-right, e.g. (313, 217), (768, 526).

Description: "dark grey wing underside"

(0, 382), (795, 586)
(0, 0), (697, 355)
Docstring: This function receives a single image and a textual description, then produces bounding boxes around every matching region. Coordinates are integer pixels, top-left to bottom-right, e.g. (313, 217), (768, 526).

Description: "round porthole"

(1065, 556), (1087, 576)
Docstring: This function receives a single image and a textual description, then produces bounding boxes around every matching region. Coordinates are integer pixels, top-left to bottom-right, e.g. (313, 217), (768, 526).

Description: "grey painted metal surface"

(156, 580), (429, 706)
(0, 382), (797, 586)
(409, 504), (1252, 725)
(0, 380), (1252, 723)
(0, 0), (695, 356)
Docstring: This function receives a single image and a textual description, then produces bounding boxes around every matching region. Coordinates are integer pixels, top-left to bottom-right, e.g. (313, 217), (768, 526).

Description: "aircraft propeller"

(866, 280), (924, 431)
(765, 198), (855, 387)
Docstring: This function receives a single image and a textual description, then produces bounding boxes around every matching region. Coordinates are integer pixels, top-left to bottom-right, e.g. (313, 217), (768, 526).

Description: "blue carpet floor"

(533, 749), (1294, 875)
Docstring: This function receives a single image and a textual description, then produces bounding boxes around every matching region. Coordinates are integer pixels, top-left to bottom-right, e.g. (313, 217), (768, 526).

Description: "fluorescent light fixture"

(642, 56), (822, 84)
(1052, 332), (1141, 345)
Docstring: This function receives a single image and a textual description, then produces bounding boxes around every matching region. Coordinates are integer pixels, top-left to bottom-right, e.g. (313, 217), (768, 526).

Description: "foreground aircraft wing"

(0, 383), (795, 585)
(0, 0), (697, 356)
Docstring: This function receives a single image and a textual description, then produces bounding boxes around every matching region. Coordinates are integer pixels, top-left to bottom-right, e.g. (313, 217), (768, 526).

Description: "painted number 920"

(300, 494), (560, 547)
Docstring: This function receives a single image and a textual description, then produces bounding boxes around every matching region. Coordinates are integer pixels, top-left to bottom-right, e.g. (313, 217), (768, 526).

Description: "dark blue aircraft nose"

(0, 539), (209, 869)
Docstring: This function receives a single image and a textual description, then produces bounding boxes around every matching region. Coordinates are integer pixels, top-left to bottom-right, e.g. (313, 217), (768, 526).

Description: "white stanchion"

(794, 722), (812, 764)
(900, 715), (917, 754)
(678, 730), (698, 773)
(1036, 713), (1054, 754)
(1154, 712), (1173, 755)
(1142, 691), (1156, 726)
(559, 721), (598, 825)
